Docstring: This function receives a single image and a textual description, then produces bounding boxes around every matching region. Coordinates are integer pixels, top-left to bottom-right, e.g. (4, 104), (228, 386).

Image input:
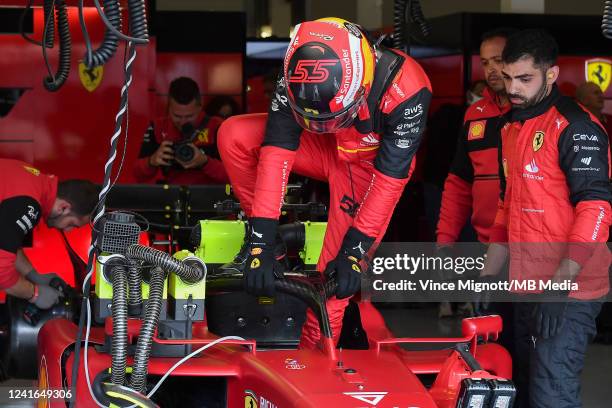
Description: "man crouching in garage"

(217, 18), (432, 349)
(481, 30), (611, 408)
(0, 159), (98, 309)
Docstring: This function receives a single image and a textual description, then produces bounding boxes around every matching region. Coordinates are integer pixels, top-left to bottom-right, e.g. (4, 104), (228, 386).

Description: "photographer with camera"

(133, 77), (229, 184)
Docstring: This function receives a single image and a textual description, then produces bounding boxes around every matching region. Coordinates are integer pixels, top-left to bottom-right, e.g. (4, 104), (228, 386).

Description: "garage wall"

(545, 0), (606, 15)
(156, 0), (245, 11)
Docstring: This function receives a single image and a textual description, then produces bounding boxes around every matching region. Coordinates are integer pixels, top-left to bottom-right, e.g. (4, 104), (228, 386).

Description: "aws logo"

(403, 104), (423, 119)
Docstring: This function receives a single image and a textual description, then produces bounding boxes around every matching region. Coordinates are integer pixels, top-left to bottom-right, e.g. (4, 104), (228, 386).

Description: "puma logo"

(353, 242), (365, 256)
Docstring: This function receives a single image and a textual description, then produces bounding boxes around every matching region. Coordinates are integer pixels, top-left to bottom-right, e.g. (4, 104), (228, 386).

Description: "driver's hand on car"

(325, 227), (374, 299)
(148, 140), (174, 167)
(244, 217), (281, 297)
(176, 145), (208, 169)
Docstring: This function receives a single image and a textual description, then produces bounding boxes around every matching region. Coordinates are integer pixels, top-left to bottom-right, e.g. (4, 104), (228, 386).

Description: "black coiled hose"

(392, 0), (408, 51)
(409, 0), (431, 38)
(128, 259), (143, 314)
(43, 0), (71, 92)
(126, 245), (204, 284)
(85, 0), (122, 68)
(110, 264), (128, 386)
(42, 0), (55, 48)
(127, 0), (149, 41)
(129, 266), (166, 393)
(392, 0), (430, 53)
(603, 1), (612, 40)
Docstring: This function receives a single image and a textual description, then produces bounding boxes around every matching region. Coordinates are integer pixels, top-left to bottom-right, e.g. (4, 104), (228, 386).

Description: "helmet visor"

(289, 88), (366, 134)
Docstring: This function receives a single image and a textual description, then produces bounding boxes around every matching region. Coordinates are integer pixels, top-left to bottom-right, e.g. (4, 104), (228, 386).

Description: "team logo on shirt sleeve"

(468, 120), (486, 140)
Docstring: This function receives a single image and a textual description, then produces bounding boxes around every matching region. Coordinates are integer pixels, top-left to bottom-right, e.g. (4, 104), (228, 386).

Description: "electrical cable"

(85, 0), (122, 68)
(43, 0), (72, 91)
(41, 0), (56, 84)
(70, 41), (137, 407)
(603, 1), (612, 39)
(19, 0), (44, 47)
(42, 0), (56, 48)
(145, 336), (246, 399)
(78, 0), (94, 70)
(92, 0), (149, 44)
(392, 0), (408, 52)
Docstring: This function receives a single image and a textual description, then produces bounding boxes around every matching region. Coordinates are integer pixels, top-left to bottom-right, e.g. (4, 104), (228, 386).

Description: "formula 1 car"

(29, 217), (514, 408)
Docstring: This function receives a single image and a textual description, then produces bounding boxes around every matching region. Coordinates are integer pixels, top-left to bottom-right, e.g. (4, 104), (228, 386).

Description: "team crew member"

(436, 28), (514, 245)
(576, 81), (612, 137)
(133, 77), (228, 184)
(436, 28), (514, 320)
(0, 159), (98, 309)
(218, 18), (432, 348)
(482, 30), (611, 408)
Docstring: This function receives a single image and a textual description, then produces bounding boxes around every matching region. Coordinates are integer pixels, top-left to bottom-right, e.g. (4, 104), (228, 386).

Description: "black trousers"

(513, 300), (602, 408)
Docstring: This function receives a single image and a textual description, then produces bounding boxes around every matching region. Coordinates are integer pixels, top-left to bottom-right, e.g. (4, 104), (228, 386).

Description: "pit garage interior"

(0, 1), (611, 407)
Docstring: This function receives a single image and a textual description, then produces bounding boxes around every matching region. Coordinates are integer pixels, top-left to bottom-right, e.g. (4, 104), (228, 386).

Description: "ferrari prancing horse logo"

(585, 59), (611, 92)
(532, 131), (545, 152)
(78, 61), (104, 92)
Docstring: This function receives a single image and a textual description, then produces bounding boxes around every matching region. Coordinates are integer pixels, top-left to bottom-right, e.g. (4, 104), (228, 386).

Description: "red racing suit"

(437, 87), (511, 244)
(0, 159), (57, 288)
(133, 112), (228, 184)
(490, 86), (611, 299)
(219, 47), (432, 348)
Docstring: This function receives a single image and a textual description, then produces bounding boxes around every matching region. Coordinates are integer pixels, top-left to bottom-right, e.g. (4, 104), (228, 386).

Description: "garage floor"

(379, 304), (612, 408)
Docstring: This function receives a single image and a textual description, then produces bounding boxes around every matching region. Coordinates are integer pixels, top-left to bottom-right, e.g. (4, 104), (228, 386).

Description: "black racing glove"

(532, 290), (569, 339)
(244, 217), (282, 297)
(325, 227), (375, 299)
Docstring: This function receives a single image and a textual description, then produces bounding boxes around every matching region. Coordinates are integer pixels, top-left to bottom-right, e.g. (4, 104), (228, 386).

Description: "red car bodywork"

(37, 306), (510, 408)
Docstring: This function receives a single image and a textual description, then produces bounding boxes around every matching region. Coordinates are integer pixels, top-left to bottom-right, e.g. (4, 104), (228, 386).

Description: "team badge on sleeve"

(468, 120), (486, 140)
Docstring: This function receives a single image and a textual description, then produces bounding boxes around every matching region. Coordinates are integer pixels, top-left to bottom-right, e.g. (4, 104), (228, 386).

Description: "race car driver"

(218, 18), (432, 348)
(482, 30), (611, 408)
(0, 159), (98, 309)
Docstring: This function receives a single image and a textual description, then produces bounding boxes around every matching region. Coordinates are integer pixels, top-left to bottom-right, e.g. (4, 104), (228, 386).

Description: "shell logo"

(468, 120), (486, 140)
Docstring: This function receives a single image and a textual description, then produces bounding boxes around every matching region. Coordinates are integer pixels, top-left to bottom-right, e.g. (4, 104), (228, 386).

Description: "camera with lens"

(174, 123), (198, 163)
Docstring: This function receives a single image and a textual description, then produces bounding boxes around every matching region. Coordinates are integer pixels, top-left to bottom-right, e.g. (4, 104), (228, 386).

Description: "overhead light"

(260, 25), (273, 38)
